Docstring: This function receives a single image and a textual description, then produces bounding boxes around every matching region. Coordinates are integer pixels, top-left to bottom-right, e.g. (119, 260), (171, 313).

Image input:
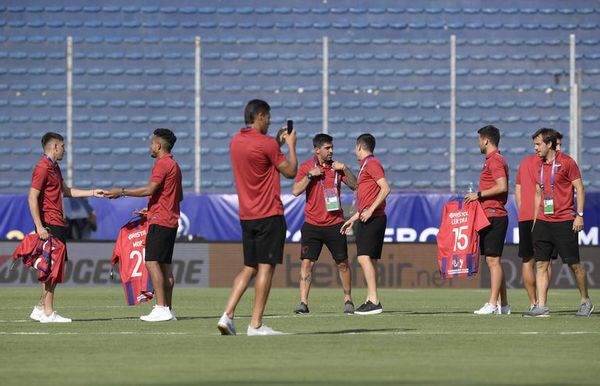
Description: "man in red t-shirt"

(217, 99), (297, 336)
(341, 133), (390, 315)
(106, 128), (183, 322)
(514, 133), (563, 310)
(28, 132), (103, 323)
(464, 125), (510, 315)
(291, 133), (357, 315)
(524, 128), (593, 317)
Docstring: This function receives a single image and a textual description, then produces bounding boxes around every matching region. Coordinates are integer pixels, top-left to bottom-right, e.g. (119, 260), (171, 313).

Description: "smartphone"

(287, 120), (294, 134)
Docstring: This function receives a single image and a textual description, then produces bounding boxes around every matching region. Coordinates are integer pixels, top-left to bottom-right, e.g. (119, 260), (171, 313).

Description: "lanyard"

(357, 155), (374, 182)
(351, 155), (374, 213)
(313, 157), (338, 190)
(540, 157), (556, 193)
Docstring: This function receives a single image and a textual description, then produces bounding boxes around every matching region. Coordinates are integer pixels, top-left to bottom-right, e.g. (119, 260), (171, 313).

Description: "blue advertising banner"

(1, 193), (599, 245)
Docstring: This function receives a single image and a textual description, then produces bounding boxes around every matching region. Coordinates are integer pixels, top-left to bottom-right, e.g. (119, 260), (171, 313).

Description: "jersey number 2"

(129, 249), (145, 278)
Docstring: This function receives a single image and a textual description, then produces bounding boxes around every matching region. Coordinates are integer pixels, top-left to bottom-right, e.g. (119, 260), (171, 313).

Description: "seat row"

(5, 83), (599, 94)
(3, 18), (600, 30)
(5, 36), (600, 47)
(1, 5), (599, 16)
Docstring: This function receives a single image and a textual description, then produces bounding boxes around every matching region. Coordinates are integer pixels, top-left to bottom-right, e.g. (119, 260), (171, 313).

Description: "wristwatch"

(306, 173), (313, 180)
(577, 212), (584, 218)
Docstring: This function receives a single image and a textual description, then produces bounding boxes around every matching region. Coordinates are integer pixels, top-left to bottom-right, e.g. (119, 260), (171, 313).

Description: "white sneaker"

(40, 311), (72, 323)
(217, 312), (236, 336)
(474, 302), (498, 315)
(140, 305), (173, 322)
(247, 324), (284, 336)
(30, 306), (44, 321)
(499, 304), (511, 315)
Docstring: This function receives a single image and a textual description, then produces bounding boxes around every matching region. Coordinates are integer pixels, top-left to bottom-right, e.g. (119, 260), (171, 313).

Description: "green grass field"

(1, 287), (599, 385)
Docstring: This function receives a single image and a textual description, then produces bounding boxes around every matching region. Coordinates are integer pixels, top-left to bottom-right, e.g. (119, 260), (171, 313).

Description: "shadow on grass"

(294, 327), (416, 335)
(385, 309), (472, 315)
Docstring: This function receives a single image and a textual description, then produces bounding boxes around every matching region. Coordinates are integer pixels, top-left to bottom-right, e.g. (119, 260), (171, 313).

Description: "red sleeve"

(566, 158), (582, 182)
(31, 165), (48, 191)
(340, 171), (348, 185)
(111, 229), (122, 265)
(473, 202), (491, 231)
(265, 138), (286, 168)
(489, 158), (507, 181)
(150, 160), (167, 185)
(366, 160), (385, 181)
(294, 162), (310, 183)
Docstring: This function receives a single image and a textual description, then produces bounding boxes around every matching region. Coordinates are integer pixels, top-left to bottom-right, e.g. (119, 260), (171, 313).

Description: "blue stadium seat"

(12, 147), (31, 155)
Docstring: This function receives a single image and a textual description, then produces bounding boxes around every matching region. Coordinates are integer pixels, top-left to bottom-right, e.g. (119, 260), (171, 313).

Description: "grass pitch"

(1, 287), (599, 385)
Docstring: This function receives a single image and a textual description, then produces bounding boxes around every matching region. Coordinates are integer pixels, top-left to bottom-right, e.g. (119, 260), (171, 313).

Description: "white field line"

(1, 331), (599, 337)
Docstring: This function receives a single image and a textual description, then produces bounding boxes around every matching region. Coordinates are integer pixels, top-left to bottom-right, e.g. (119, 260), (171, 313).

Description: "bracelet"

(121, 187), (126, 197)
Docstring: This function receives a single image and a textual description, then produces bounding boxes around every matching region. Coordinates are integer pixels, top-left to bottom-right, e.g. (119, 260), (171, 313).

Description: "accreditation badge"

(324, 188), (340, 211)
(543, 196), (555, 215)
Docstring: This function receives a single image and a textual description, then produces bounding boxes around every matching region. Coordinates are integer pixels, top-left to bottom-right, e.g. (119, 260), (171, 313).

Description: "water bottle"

(467, 182), (474, 194)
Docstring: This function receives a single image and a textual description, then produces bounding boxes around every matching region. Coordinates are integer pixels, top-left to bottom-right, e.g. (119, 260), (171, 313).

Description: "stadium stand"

(0, 2), (599, 192)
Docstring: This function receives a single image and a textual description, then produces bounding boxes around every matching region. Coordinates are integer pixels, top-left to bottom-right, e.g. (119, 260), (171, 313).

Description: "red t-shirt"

(436, 200), (490, 278)
(12, 234), (67, 284)
(30, 155), (65, 226)
(536, 151), (581, 222)
(147, 153), (183, 228)
(515, 154), (540, 221)
(111, 217), (154, 306)
(356, 155), (386, 217)
(295, 159), (348, 226)
(478, 150), (508, 218)
(230, 127), (286, 220)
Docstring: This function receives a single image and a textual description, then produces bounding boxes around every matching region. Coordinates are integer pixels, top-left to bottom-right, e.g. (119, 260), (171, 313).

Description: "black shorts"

(479, 216), (508, 257)
(145, 224), (177, 264)
(241, 215), (286, 267)
(518, 220), (535, 258)
(532, 220), (580, 264)
(43, 222), (68, 260)
(519, 220), (558, 260)
(356, 215), (386, 259)
(300, 222), (348, 263)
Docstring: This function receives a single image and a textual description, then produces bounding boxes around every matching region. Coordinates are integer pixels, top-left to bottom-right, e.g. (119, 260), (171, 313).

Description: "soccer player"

(464, 125), (510, 315)
(292, 133), (357, 315)
(217, 99), (297, 336)
(105, 128), (183, 322)
(340, 133), (390, 315)
(525, 128), (594, 317)
(29, 132), (103, 323)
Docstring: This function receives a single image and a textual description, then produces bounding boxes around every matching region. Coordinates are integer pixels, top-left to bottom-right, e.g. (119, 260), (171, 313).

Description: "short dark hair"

(41, 132), (64, 148)
(356, 133), (376, 153)
(244, 99), (270, 125)
(153, 128), (177, 151)
(313, 133), (333, 148)
(477, 125), (500, 147)
(532, 127), (559, 150)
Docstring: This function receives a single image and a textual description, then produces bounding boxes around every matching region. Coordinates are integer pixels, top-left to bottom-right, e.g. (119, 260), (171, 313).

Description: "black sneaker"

(344, 300), (355, 314)
(294, 302), (309, 314)
(354, 300), (383, 315)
